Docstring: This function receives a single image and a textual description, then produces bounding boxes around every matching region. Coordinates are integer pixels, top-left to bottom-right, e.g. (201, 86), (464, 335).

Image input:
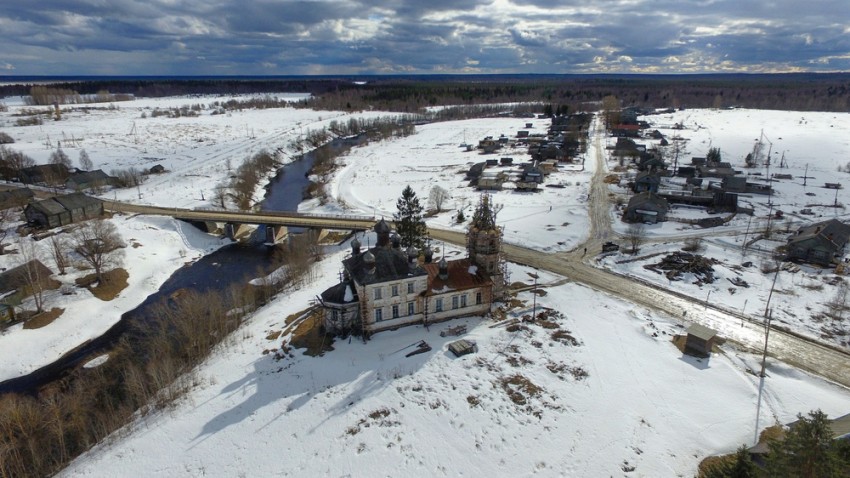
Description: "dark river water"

(0, 135), (362, 394)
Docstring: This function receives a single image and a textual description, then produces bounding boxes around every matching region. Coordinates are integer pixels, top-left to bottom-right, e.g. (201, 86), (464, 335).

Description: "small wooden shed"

(684, 324), (718, 356)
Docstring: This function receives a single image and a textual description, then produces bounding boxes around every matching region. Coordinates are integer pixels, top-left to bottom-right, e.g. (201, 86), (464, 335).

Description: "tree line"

(3, 74), (850, 113)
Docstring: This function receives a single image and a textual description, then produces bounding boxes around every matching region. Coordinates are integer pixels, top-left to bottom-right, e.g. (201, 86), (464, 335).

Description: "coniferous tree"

(394, 185), (427, 248)
(701, 445), (758, 478)
(707, 147), (722, 163)
(765, 410), (846, 478)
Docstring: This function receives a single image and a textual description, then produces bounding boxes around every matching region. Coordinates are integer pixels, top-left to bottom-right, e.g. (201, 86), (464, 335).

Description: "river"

(0, 135), (362, 394)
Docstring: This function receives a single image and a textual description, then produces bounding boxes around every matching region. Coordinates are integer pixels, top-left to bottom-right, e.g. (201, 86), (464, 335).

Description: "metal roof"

(686, 323), (717, 341)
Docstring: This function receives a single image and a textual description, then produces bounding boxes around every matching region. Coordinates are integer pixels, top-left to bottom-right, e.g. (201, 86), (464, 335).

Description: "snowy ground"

(598, 238), (850, 350)
(0, 95), (400, 382)
(598, 108), (850, 352)
(3, 97), (850, 474)
(60, 245), (850, 477)
(304, 117), (594, 252)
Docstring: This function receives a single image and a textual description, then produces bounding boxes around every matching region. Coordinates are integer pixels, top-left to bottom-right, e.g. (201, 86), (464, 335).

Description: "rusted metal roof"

(423, 258), (492, 295)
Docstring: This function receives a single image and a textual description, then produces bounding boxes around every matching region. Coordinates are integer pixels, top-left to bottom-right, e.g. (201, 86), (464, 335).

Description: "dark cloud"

(0, 0), (847, 74)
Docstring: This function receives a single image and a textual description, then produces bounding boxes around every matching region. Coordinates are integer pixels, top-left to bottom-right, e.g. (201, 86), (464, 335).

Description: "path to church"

(430, 117), (850, 389)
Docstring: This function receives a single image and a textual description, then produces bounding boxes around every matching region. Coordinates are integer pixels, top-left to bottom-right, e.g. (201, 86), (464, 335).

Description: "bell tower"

(467, 194), (506, 296)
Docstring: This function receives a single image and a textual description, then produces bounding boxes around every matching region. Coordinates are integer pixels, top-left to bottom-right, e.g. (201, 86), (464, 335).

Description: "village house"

(624, 192), (668, 224)
(65, 169), (119, 191)
(318, 196), (505, 338)
(19, 163), (70, 186)
(24, 193), (103, 229)
(786, 219), (850, 266)
(633, 171), (661, 193)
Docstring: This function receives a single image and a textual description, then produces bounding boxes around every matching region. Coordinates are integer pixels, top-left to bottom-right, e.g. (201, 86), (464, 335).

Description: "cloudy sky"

(1, 0), (849, 76)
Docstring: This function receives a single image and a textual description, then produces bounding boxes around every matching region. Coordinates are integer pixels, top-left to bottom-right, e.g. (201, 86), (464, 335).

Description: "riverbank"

(0, 214), (228, 382)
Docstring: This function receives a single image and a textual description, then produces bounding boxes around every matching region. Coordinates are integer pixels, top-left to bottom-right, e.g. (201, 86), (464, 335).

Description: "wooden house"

(0, 259), (55, 307)
(624, 192), (668, 224)
(684, 324), (717, 357)
(19, 164), (70, 186)
(633, 171), (661, 193)
(65, 169), (118, 191)
(786, 219), (850, 266)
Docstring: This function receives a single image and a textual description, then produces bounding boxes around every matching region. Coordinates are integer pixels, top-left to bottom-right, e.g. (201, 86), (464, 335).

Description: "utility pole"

(742, 214), (753, 256)
(757, 262), (781, 378)
(527, 272), (539, 320)
(759, 310), (773, 377)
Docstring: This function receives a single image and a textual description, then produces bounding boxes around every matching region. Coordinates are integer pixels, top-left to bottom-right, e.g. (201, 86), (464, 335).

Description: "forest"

(1, 73), (850, 112)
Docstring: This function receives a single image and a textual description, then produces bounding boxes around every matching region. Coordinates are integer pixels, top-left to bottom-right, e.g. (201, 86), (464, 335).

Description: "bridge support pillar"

(264, 225), (289, 244)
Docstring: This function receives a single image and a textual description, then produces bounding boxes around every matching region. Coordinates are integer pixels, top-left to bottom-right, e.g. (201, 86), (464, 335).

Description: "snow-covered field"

(3, 96), (850, 474)
(59, 245), (850, 477)
(307, 118), (594, 252)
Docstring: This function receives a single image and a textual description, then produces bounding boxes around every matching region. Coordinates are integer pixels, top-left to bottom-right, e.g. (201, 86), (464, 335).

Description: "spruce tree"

(394, 185), (427, 248)
(765, 410), (845, 478)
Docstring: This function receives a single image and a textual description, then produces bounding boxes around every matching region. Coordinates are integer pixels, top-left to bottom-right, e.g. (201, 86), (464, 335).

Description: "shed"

(684, 324), (717, 356)
(448, 339), (478, 357)
(24, 193), (103, 229)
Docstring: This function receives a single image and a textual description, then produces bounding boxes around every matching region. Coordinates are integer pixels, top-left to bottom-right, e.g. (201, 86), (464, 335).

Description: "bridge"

(103, 200), (377, 241)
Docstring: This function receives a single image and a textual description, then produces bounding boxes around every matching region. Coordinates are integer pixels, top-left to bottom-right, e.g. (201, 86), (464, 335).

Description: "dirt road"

(431, 116), (850, 388)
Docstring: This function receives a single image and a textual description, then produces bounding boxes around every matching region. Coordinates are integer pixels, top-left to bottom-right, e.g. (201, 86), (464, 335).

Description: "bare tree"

(625, 223), (647, 255)
(0, 145), (35, 172)
(49, 148), (72, 169)
(212, 182), (230, 209)
(428, 185), (451, 213)
(71, 220), (125, 283)
(18, 238), (47, 313)
(0, 208), (13, 255)
(49, 235), (69, 275)
(78, 149), (93, 171)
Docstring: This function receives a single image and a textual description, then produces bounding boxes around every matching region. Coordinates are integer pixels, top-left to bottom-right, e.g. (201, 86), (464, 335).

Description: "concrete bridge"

(103, 200), (376, 241)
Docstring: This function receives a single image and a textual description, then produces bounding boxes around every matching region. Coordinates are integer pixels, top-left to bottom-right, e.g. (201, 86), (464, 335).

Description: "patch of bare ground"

(289, 310), (334, 356)
(75, 268), (129, 301)
(551, 329), (581, 346)
(499, 373), (543, 406)
(22, 308), (64, 329)
(345, 408), (399, 436)
(546, 361), (589, 381)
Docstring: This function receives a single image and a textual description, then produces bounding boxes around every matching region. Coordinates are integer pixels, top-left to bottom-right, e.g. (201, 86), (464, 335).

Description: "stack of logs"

(644, 252), (717, 284)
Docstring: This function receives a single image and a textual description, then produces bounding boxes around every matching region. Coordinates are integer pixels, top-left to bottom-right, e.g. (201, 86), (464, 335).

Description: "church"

(318, 195), (506, 338)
